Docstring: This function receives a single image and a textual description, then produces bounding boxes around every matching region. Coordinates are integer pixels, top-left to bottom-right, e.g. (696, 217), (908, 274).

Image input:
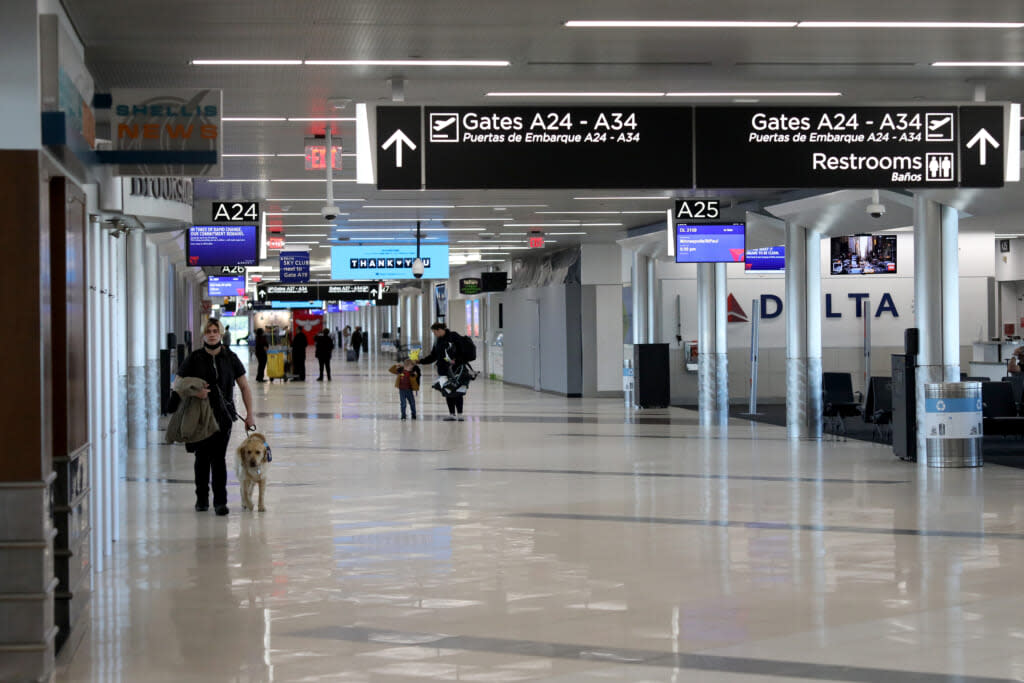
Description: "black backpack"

(450, 332), (477, 362)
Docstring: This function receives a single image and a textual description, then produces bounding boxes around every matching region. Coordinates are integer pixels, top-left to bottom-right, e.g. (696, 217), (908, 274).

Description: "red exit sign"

(268, 236), (285, 250)
(529, 235), (545, 248)
(304, 144), (343, 171)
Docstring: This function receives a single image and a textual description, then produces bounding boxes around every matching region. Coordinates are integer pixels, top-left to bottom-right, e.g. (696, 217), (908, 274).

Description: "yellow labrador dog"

(236, 432), (271, 512)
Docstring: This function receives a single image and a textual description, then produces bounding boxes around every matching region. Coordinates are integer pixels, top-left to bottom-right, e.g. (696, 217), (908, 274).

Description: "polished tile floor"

(60, 356), (1024, 682)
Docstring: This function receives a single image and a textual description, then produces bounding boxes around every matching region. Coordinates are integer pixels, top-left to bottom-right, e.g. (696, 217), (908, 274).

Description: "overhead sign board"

(423, 106), (693, 189)
(186, 225), (259, 267)
(694, 106), (964, 188)
(279, 251), (310, 283)
(959, 106), (1005, 188)
(257, 281), (396, 304)
(330, 244), (450, 280)
(110, 88), (222, 177)
(675, 198), (721, 220)
(675, 223), (747, 264)
(212, 201), (259, 222)
(376, 106), (422, 190)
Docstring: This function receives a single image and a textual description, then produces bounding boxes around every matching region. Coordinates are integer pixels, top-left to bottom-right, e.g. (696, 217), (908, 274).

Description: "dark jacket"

(314, 333), (335, 360)
(350, 330), (364, 349)
(291, 333), (308, 358)
(177, 345), (246, 434)
(255, 332), (270, 357)
(418, 330), (466, 373)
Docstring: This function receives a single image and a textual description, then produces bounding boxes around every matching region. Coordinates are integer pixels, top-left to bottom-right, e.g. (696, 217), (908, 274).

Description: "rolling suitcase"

(267, 350), (286, 382)
(346, 348), (357, 362)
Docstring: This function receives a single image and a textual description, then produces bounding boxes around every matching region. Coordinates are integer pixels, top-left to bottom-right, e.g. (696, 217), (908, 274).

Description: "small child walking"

(388, 358), (421, 420)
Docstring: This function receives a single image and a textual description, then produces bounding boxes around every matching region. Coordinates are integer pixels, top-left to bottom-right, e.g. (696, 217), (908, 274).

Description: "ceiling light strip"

(932, 61), (1024, 67)
(305, 59), (509, 66)
(565, 20), (797, 28)
(191, 59), (303, 65)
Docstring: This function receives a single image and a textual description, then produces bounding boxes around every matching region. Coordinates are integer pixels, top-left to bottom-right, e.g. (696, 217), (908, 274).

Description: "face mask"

(203, 342), (221, 350)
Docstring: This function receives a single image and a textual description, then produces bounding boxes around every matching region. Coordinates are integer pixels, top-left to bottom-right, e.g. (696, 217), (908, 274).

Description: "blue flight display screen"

(187, 225), (259, 267)
(745, 246), (785, 271)
(207, 275), (246, 297)
(675, 223), (746, 263)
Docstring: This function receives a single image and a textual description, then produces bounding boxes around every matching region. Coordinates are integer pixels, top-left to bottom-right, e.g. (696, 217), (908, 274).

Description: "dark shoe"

(195, 503), (209, 512)
(443, 415), (457, 421)
(457, 416), (465, 422)
(401, 415), (407, 420)
(316, 377), (324, 381)
(255, 379), (266, 383)
(215, 505), (229, 516)
(412, 415), (417, 420)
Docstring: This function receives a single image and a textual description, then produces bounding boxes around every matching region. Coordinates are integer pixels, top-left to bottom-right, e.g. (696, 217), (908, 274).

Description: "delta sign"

(727, 291), (900, 323)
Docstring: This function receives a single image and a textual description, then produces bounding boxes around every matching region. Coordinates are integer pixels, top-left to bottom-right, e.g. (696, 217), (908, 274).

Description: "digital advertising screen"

(330, 244), (450, 280)
(187, 225), (259, 267)
(207, 275), (246, 297)
(675, 223), (746, 264)
(745, 246), (785, 271)
(830, 235), (897, 275)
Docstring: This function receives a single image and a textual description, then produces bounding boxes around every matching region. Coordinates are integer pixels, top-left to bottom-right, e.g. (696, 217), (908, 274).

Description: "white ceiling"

(63, 0), (1024, 267)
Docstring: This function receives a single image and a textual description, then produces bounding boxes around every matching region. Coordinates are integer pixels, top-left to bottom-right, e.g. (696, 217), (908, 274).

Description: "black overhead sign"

(376, 106), (422, 190)
(422, 106), (693, 189)
(694, 107), (971, 188)
(257, 282), (394, 303)
(212, 201), (260, 222)
(959, 106), (1005, 188)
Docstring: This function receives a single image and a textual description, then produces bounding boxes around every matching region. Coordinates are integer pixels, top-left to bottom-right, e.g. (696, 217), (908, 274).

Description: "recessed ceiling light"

(932, 61), (1024, 67)
(275, 153), (308, 158)
(207, 178), (266, 183)
(222, 153), (276, 157)
(800, 21), (1024, 28)
(665, 91), (842, 97)
(271, 178), (358, 182)
(286, 117), (357, 121)
(536, 210), (666, 215)
(347, 217), (510, 222)
(573, 195), (669, 200)
(265, 198), (365, 202)
(487, 92), (665, 97)
(362, 205), (456, 209)
(505, 222), (622, 227)
(457, 204), (548, 208)
(306, 59), (510, 67)
(565, 20), (798, 28)
(263, 212), (327, 216)
(549, 232), (588, 235)
(191, 59), (303, 65)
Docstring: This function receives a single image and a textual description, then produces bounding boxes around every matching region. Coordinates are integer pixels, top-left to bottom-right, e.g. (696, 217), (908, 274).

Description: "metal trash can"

(923, 382), (983, 468)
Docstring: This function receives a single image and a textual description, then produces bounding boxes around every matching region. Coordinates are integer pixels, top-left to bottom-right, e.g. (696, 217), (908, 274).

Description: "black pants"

(446, 395), (464, 415)
(318, 358), (331, 380)
(351, 347), (361, 360)
(194, 428), (232, 506)
(256, 352), (267, 381)
(293, 351), (306, 379)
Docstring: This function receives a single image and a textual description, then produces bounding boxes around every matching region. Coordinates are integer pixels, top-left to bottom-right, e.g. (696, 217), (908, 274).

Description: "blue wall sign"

(279, 251), (310, 283)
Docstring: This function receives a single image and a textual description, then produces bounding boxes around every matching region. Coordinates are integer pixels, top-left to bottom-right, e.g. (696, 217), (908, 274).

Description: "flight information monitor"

(675, 223), (746, 263)
(187, 225), (259, 267)
(745, 246), (785, 271)
(207, 275), (246, 297)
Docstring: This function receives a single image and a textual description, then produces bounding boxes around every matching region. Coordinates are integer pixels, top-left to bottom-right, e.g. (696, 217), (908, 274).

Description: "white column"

(631, 251), (649, 344)
(714, 262), (729, 416)
(126, 230), (147, 448)
(806, 229), (823, 439)
(697, 263), (727, 425)
(145, 241), (160, 427)
(914, 197), (961, 459)
(102, 230), (116, 547)
(114, 235), (126, 538)
(785, 222), (809, 439)
(87, 218), (104, 572)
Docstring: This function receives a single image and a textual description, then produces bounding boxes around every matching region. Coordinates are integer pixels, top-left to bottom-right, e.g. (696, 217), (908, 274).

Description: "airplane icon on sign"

(430, 113), (459, 142)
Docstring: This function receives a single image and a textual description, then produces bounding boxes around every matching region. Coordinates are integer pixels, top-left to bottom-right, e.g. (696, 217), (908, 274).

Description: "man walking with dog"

(176, 317), (255, 516)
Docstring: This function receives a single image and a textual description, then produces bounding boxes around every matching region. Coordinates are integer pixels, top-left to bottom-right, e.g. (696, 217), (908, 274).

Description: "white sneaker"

(456, 416), (465, 422)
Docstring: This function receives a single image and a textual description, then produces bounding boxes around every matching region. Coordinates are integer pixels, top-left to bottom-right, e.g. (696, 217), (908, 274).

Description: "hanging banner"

(110, 88), (222, 177)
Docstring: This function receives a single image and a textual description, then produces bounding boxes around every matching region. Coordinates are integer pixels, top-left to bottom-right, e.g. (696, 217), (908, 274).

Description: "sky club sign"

(727, 292), (900, 323)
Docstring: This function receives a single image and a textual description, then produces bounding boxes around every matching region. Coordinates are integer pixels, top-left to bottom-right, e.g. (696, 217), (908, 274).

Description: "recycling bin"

(923, 382), (983, 468)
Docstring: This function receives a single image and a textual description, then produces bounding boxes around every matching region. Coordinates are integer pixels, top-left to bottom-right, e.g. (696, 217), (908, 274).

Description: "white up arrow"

(966, 128), (1000, 166)
(381, 129), (417, 168)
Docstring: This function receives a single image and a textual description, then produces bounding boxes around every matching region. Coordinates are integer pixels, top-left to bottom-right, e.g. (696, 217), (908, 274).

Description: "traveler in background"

(291, 329), (308, 381)
(350, 326), (364, 361)
(342, 325), (352, 352)
(223, 325), (232, 346)
(361, 327), (369, 355)
(1008, 346), (1024, 374)
(418, 322), (472, 421)
(315, 328), (335, 381)
(335, 327), (344, 349)
(177, 317), (254, 516)
(388, 358), (420, 420)
(254, 328), (270, 382)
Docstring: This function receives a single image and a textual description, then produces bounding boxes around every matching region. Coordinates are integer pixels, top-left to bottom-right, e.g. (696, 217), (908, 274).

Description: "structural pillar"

(914, 197), (961, 458)
(805, 228), (823, 439)
(697, 263), (728, 425)
(631, 251), (649, 344)
(145, 241), (160, 427)
(785, 222), (809, 439)
(126, 230), (147, 448)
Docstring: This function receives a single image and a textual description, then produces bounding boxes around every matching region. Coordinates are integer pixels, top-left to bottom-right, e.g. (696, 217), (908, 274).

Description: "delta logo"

(727, 294), (749, 323)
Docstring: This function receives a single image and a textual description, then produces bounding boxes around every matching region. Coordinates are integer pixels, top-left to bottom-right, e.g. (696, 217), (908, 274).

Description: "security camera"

(321, 205), (341, 221)
(866, 202), (886, 219)
(411, 257), (425, 279)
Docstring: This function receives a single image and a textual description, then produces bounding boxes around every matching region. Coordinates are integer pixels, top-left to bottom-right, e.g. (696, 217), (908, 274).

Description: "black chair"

(982, 382), (1024, 438)
(863, 376), (893, 443)
(823, 372), (863, 439)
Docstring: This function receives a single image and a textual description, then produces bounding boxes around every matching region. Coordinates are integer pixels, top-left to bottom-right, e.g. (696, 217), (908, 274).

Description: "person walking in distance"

(254, 327), (270, 382)
(176, 317), (255, 516)
(350, 326), (364, 361)
(417, 322), (476, 421)
(291, 328), (308, 381)
(315, 328), (335, 381)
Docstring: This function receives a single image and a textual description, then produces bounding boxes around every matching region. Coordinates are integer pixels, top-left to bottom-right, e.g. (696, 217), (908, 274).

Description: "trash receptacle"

(923, 382), (983, 468)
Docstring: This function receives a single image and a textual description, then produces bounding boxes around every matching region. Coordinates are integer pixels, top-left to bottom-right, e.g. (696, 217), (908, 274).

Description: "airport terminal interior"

(8, 1), (1024, 681)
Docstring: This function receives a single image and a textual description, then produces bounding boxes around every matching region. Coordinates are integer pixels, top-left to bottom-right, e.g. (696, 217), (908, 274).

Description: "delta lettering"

(349, 258), (430, 269)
